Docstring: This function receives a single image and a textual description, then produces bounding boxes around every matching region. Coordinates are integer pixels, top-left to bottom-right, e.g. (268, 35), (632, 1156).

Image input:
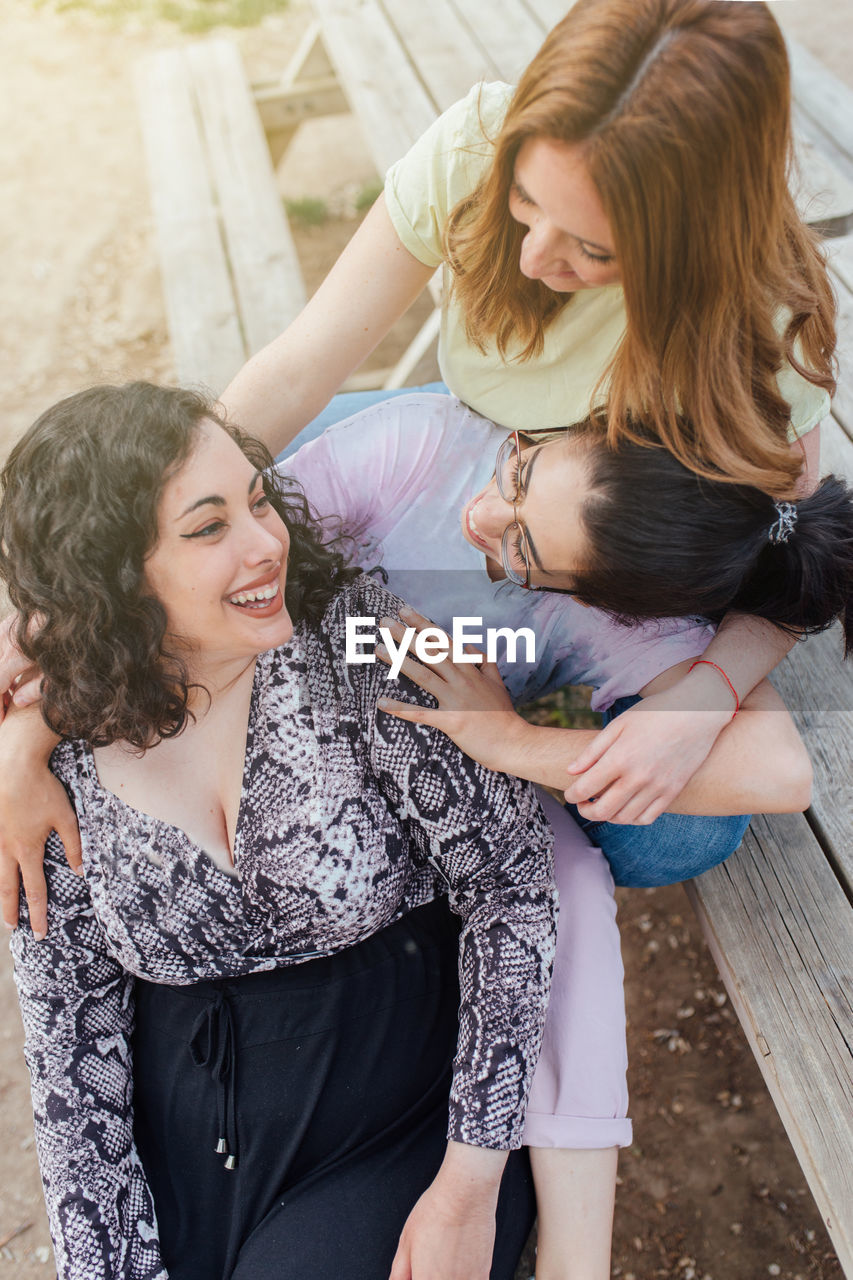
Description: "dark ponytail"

(728, 476), (853, 655)
(566, 425), (853, 652)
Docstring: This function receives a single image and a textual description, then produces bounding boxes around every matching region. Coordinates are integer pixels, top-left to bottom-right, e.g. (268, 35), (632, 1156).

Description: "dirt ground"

(1, 0), (851, 1275)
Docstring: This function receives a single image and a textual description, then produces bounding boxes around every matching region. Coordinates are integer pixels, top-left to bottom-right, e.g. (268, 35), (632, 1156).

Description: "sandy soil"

(1, 0), (852, 1275)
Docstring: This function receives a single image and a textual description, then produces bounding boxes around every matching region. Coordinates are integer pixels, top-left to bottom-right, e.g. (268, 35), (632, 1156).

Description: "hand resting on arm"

(376, 608), (812, 823)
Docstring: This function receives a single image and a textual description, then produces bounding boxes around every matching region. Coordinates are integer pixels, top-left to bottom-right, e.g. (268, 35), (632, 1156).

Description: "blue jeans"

(567, 696), (751, 887)
(277, 383), (449, 462)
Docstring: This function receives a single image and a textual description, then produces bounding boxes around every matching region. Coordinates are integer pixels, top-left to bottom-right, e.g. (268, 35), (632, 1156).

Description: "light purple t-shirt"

(285, 394), (714, 710)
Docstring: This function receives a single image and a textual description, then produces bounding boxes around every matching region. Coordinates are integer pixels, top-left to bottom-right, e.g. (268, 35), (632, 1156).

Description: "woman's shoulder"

(399, 80), (513, 157)
(384, 82), (514, 268)
(322, 572), (409, 646)
(271, 573), (406, 694)
(450, 80), (515, 147)
(48, 737), (84, 788)
(263, 575), (405, 739)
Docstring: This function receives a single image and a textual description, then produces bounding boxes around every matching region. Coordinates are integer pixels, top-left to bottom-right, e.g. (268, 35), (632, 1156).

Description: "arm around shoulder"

(0, 702), (76, 934)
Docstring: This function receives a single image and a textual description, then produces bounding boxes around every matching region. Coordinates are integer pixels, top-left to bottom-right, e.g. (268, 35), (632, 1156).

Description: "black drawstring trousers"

(132, 899), (535, 1279)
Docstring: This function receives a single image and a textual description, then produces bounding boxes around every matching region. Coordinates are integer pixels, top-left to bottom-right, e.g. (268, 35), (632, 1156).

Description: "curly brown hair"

(0, 382), (358, 748)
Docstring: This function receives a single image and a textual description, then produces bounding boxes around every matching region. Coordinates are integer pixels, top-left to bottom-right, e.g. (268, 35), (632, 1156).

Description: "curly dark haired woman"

(0, 382), (558, 1280)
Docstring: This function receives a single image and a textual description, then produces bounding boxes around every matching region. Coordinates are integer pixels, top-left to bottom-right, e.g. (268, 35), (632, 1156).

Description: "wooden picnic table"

(136, 4), (853, 1272)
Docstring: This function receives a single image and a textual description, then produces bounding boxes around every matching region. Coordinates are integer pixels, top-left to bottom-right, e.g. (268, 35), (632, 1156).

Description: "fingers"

(56, 813), (84, 875)
(0, 863), (21, 930)
(565, 720), (621, 775)
(388, 1244), (412, 1280)
(573, 783), (667, 826)
(564, 753), (623, 806)
(19, 866), (48, 941)
(633, 798), (669, 826)
(377, 697), (438, 727)
(380, 616), (487, 674)
(478, 652), (504, 684)
(0, 850), (48, 937)
(12, 671), (43, 708)
(397, 603), (432, 631)
(376, 644), (445, 698)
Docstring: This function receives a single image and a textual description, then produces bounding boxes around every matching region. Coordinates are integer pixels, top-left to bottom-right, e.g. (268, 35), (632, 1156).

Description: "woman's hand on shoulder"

(389, 1142), (506, 1280)
(0, 703), (79, 936)
(564, 667), (733, 824)
(374, 608), (529, 773)
(0, 612), (42, 722)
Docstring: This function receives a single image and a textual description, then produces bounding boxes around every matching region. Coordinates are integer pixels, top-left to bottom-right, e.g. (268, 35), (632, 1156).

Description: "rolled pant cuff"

(522, 1112), (633, 1150)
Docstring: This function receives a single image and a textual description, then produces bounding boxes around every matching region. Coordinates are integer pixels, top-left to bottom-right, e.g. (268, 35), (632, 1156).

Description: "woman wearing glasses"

(220, 0), (836, 846)
(274, 390), (851, 1275)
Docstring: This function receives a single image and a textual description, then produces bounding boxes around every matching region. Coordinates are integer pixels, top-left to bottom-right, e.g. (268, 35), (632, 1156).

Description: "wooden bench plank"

(686, 813), (853, 1277)
(793, 138), (853, 239)
(312, 0), (438, 174)
(685, 39), (853, 1271)
(135, 48), (246, 391)
(791, 39), (853, 184)
(827, 256), (853, 446)
(820, 407), (853, 483)
(447, 0), (546, 85)
(828, 233), (853, 298)
(768, 418), (853, 893)
(772, 625), (853, 892)
(520, 0), (571, 33)
(254, 77), (349, 136)
(188, 40), (307, 362)
(380, 0), (497, 109)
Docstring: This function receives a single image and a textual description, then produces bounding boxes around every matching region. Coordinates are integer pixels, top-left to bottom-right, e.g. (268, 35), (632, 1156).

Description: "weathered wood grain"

(520, 0), (574, 33)
(771, 625), (853, 894)
(189, 40), (306, 360)
(791, 39), (853, 183)
(135, 49), (245, 390)
(769, 416), (853, 888)
(380, 0), (496, 108)
(687, 812), (853, 1275)
(312, 0), (437, 175)
(448, 0), (544, 83)
(828, 273), (853, 444)
(792, 137), (853, 238)
(138, 41), (309, 392)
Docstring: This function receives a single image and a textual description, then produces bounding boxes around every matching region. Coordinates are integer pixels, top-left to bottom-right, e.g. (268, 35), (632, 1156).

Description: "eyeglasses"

(495, 431), (537, 590)
(494, 432), (578, 596)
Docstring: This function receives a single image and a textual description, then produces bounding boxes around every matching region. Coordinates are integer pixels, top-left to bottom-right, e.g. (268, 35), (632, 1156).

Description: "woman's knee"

(591, 810), (751, 887)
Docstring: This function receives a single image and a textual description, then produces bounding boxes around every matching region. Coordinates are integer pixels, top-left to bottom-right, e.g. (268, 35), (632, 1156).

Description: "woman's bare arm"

(220, 195), (436, 454)
(376, 612), (812, 820)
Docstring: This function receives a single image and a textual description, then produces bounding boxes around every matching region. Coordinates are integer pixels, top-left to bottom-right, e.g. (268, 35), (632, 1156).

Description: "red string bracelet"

(687, 659), (740, 719)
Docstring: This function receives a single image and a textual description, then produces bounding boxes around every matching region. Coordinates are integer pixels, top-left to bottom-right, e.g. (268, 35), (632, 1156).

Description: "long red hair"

(445, 0), (836, 495)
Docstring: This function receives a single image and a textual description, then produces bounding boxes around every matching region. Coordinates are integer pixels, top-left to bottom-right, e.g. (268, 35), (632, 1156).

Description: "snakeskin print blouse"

(11, 575), (557, 1280)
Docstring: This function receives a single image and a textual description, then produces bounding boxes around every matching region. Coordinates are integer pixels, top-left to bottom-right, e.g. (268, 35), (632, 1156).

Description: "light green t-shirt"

(384, 81), (830, 440)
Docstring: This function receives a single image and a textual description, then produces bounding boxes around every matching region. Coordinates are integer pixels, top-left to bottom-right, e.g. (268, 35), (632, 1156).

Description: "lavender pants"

(523, 790), (632, 1150)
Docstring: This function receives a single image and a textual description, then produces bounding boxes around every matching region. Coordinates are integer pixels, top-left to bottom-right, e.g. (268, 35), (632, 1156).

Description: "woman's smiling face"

(460, 433), (591, 592)
(509, 137), (621, 292)
(144, 420), (294, 671)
